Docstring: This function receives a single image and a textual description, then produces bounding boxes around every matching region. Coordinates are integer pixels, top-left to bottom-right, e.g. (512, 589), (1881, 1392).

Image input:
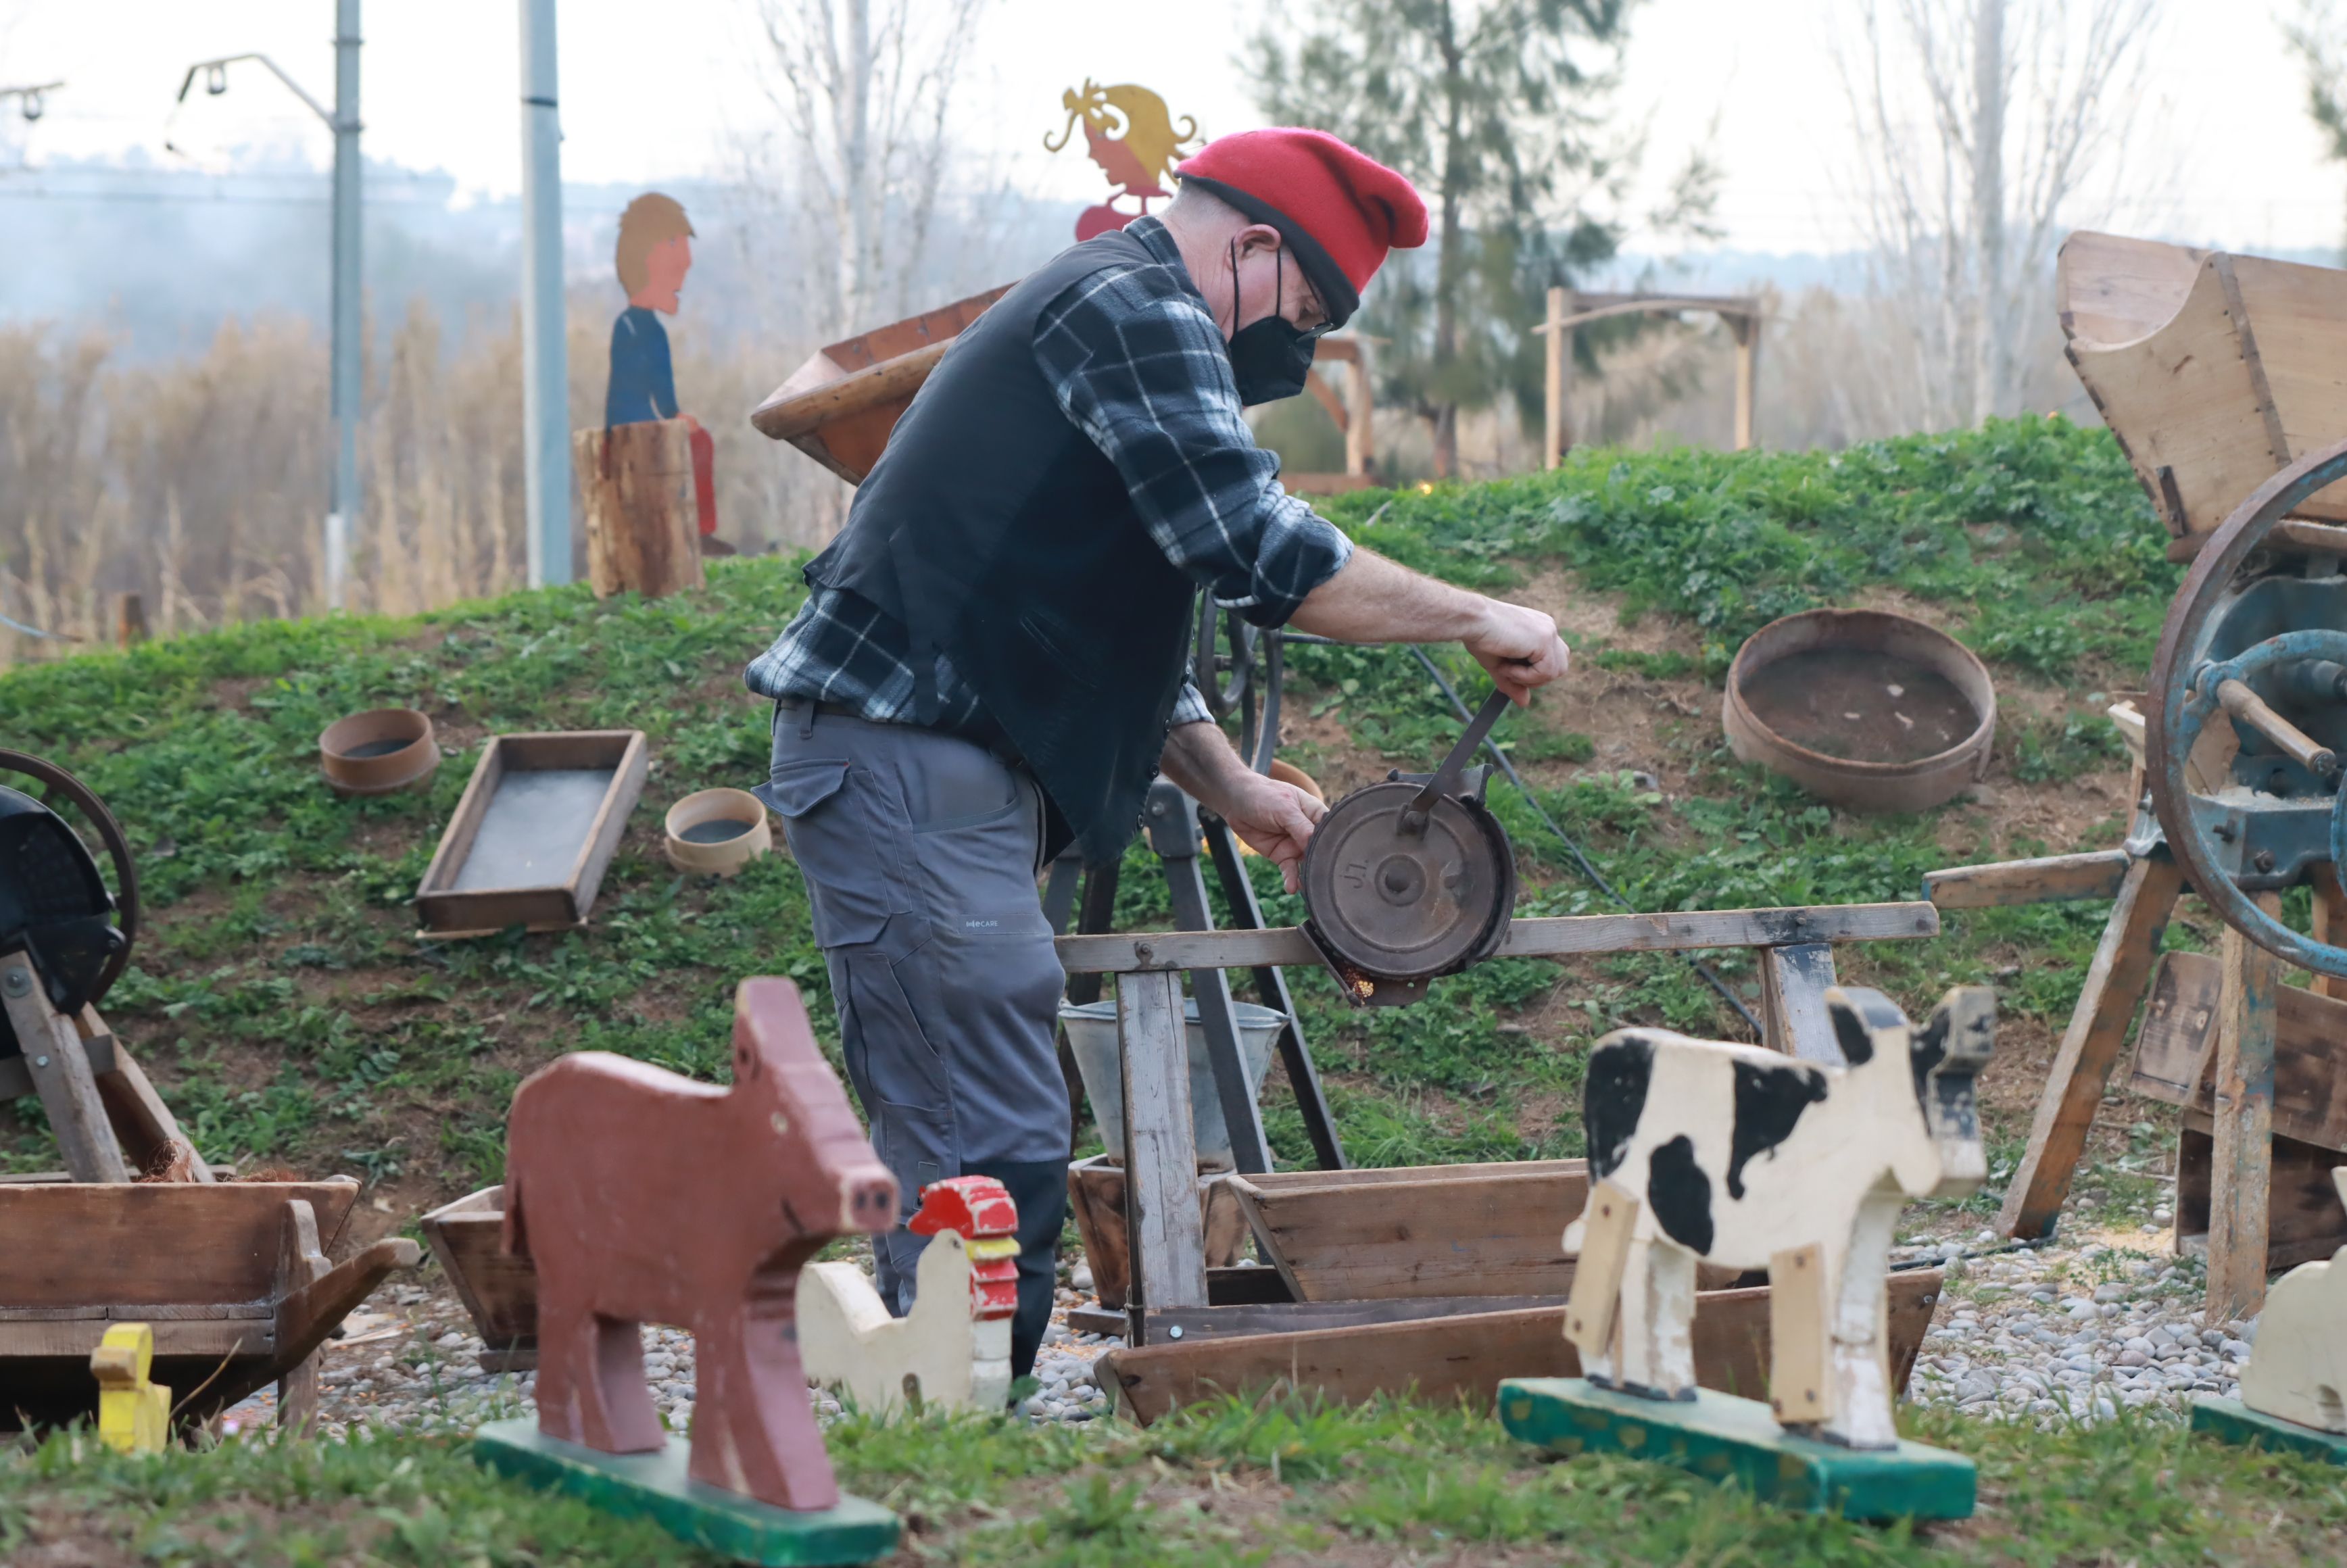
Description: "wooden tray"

(749, 285), (1014, 485)
(415, 731), (648, 938)
(1099, 1269), (1945, 1427)
(0, 1179), (418, 1429)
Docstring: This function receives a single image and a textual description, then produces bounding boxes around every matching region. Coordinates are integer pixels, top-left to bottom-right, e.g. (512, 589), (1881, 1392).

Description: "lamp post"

(174, 1), (362, 612)
(519, 0), (570, 587)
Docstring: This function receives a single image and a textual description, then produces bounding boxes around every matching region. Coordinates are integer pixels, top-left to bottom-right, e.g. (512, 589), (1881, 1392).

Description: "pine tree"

(1248, 1), (1661, 475)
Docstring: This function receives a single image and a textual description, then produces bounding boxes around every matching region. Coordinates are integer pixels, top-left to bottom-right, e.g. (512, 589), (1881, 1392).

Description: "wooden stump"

(574, 421), (706, 600)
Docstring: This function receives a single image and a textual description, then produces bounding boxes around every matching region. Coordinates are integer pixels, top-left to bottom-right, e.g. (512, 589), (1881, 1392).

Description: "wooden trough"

(2058, 231), (2347, 549)
(750, 286), (1015, 485)
(0, 1178), (419, 1431)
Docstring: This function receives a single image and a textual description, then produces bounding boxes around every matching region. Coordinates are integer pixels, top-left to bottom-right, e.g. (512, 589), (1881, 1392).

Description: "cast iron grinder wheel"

(2148, 434), (2347, 977)
(0, 748), (139, 1007)
(1300, 687), (1518, 1002)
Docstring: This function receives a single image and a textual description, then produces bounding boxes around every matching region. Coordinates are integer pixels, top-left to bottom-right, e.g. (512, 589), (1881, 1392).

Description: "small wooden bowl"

(664, 787), (773, 877)
(319, 708), (440, 798)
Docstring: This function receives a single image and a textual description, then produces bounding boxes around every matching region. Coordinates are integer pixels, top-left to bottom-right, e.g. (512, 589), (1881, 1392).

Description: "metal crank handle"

(1401, 685), (1516, 833)
(2216, 678), (2339, 777)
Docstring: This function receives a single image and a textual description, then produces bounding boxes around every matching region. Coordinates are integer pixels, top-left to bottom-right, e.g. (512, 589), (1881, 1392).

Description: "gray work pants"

(753, 703), (1069, 1361)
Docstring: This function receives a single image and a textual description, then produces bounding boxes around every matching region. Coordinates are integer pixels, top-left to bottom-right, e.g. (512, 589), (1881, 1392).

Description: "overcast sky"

(1, 0), (2339, 257)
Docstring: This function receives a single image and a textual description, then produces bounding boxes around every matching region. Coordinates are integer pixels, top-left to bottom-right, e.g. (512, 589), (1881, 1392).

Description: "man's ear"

(1235, 222), (1284, 260)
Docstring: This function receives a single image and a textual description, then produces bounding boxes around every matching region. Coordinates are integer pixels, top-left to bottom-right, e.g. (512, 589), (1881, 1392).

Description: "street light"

(0, 80), (62, 122)
(169, 8), (362, 613)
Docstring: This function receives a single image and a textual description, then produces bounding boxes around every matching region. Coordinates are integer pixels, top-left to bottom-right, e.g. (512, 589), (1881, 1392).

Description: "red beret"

(1176, 128), (1427, 327)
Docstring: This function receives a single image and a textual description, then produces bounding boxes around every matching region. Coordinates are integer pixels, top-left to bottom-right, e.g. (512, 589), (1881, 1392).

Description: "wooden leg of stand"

(1758, 944), (1841, 1064)
(2310, 866), (2347, 1002)
(2206, 894), (2281, 1325)
(1998, 855), (2185, 1240)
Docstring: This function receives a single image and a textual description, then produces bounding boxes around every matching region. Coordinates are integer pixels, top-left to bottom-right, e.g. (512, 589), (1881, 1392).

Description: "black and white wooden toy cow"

(1562, 986), (1993, 1449)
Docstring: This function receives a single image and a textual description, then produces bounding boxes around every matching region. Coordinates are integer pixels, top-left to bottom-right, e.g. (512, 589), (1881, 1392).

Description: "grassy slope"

(9, 416), (2343, 1557)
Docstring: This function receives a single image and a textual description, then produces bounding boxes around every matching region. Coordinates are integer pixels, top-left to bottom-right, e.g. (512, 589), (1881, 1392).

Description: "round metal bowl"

(1722, 608), (1995, 814)
(663, 787), (773, 877)
(318, 708), (439, 798)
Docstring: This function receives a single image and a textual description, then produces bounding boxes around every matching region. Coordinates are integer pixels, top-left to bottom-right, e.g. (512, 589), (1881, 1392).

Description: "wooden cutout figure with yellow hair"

(1044, 80), (1201, 241)
(91, 1323), (170, 1453)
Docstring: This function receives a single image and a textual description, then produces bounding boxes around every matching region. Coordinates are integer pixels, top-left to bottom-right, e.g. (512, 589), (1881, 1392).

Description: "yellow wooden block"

(91, 1322), (171, 1453)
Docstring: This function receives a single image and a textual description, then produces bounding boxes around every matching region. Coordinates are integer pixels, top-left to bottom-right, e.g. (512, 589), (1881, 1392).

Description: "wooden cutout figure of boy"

(609, 193), (723, 547)
(1044, 80), (1201, 241)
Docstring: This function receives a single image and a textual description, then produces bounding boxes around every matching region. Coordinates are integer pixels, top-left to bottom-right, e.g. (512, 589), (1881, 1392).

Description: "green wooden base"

(473, 1419), (898, 1566)
(2191, 1396), (2347, 1466)
(1498, 1377), (1975, 1521)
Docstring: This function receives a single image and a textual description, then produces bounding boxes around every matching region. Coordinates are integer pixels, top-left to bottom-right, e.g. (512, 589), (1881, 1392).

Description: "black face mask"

(1226, 238), (1323, 406)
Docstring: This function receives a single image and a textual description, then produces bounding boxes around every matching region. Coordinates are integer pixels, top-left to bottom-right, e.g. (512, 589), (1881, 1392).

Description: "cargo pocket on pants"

(756, 759), (907, 948)
(836, 945), (955, 1206)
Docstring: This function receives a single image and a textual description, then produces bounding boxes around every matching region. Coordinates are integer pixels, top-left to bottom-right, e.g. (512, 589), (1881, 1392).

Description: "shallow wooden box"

(415, 731), (649, 939)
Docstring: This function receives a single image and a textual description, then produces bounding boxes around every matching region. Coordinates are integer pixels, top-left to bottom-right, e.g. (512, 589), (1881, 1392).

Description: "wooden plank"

(2208, 894), (2283, 1323)
(559, 730), (650, 925)
(1998, 855), (2185, 1239)
(1101, 1269), (1945, 1427)
(276, 1200), (333, 1434)
(1925, 851), (2134, 909)
(2128, 950), (2347, 1153)
(0, 1303), (272, 1322)
(1230, 1164), (1589, 1302)
(0, 1318), (273, 1357)
(2312, 864), (2347, 1003)
(1117, 971), (1207, 1312)
(1140, 1294), (1568, 1344)
(1563, 1180), (1636, 1360)
(1759, 944), (1842, 1062)
(91, 1031), (214, 1182)
(1054, 903), (1941, 975)
(1240, 1158), (1586, 1195)
(0, 1181), (359, 1307)
(2176, 1120), (2347, 1273)
(1768, 1243), (1832, 1425)
(1, 955), (129, 1183)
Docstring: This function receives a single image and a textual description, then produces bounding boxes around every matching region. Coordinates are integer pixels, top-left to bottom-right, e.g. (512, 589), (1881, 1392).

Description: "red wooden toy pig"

(503, 977), (896, 1511)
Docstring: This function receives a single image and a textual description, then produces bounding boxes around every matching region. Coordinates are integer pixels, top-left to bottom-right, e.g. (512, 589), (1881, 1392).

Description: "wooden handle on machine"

(2217, 679), (2338, 776)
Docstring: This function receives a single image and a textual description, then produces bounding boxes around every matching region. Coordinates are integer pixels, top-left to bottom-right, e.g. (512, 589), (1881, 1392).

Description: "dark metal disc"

(0, 748), (138, 1002)
(1301, 779), (1511, 981)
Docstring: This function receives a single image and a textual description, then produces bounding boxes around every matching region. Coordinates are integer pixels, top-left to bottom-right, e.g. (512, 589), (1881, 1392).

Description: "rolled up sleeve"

(1040, 273), (1353, 629)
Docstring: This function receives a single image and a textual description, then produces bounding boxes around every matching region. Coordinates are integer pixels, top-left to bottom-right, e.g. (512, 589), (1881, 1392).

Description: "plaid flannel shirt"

(744, 216), (1352, 738)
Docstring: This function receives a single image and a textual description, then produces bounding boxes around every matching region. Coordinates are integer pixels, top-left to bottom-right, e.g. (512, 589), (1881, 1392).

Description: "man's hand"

(1214, 772), (1329, 893)
(1157, 721), (1329, 893)
(1465, 599), (1571, 705)
(1291, 547), (1570, 706)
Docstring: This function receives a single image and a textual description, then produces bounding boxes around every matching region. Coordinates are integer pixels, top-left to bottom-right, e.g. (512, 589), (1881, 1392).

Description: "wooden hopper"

(750, 285), (1015, 485)
(2059, 231), (2347, 544)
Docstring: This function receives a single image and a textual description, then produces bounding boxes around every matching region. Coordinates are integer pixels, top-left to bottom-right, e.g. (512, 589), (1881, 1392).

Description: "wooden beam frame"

(1534, 290), (1766, 461)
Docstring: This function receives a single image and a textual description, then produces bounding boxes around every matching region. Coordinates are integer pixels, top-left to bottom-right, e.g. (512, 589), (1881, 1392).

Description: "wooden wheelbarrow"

(0, 1178), (419, 1431)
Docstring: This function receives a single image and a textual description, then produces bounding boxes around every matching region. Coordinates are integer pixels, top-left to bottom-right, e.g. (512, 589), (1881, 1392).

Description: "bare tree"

(1839, 0), (2163, 429)
(753, 0), (990, 337)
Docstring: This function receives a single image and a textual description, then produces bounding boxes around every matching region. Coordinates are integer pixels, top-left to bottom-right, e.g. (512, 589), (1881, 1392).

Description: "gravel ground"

(1897, 1223), (2256, 1427)
(220, 1265), (1119, 1439)
(222, 1231), (2252, 1441)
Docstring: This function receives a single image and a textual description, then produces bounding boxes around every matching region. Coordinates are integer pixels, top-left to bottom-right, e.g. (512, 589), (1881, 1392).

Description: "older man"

(745, 128), (1569, 1381)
